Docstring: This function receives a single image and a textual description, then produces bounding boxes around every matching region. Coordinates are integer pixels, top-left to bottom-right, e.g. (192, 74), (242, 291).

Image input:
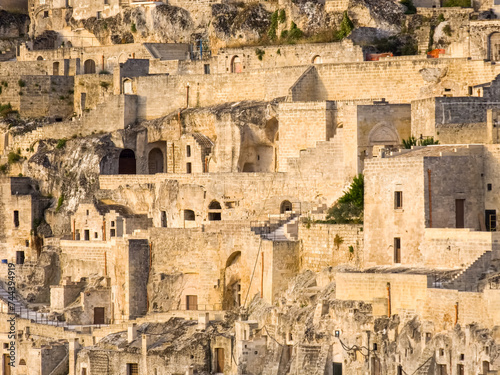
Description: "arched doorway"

(280, 200), (293, 214)
(208, 200), (222, 221)
(368, 123), (400, 157)
(118, 149), (136, 174)
(53, 62), (60, 75)
(84, 59), (96, 74)
(37, 56), (43, 61)
(231, 56), (242, 73)
(490, 33), (500, 61)
(123, 79), (133, 94)
(148, 148), (164, 174)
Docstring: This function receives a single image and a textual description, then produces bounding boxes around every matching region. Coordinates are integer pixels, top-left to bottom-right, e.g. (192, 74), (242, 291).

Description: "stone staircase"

(251, 214), (300, 242)
(442, 251), (493, 291)
(143, 43), (190, 61)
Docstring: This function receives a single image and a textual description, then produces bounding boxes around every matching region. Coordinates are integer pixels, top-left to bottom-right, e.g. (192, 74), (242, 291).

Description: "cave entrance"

(119, 149), (136, 175)
(280, 200), (293, 214)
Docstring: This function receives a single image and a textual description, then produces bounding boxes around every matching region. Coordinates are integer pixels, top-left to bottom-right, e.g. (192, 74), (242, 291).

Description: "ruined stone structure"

(3, 0), (500, 374)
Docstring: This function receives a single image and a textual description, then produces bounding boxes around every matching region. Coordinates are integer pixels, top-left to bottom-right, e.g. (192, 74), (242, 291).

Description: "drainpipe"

(428, 169), (433, 228)
(186, 83), (190, 108)
(104, 251), (107, 276)
(387, 282), (391, 317)
(455, 302), (459, 325)
(102, 219), (106, 241)
(261, 252), (264, 299)
(72, 219), (76, 240)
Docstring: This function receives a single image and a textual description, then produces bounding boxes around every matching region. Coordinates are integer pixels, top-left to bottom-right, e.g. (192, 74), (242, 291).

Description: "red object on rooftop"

(427, 49), (445, 58)
(366, 53), (394, 61)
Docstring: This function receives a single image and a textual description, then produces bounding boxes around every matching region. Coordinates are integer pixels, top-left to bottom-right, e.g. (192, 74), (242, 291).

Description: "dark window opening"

(86, 210), (89, 215)
(119, 149), (136, 175)
(488, 183), (493, 191)
(209, 201), (222, 209)
(209, 212), (222, 221)
(186, 145), (191, 157)
(397, 366), (403, 375)
(161, 211), (167, 227)
(184, 210), (195, 221)
(186, 162), (192, 174)
(43, 11), (49, 18)
(394, 238), (401, 264)
(394, 191), (403, 209)
(333, 362), (342, 375)
(111, 221), (115, 227)
(204, 64), (210, 74)
(84, 230), (90, 241)
(280, 200), (293, 214)
(456, 364), (464, 375)
(110, 229), (116, 237)
(460, 354), (464, 361)
(440, 349), (445, 356)
(13, 211), (19, 228)
(25, 240), (29, 247)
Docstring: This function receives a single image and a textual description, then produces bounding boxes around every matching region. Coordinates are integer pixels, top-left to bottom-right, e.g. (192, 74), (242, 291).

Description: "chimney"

(127, 323), (137, 343)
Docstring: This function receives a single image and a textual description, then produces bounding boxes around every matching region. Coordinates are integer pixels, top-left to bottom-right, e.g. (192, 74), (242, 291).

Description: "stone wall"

(298, 223), (363, 272)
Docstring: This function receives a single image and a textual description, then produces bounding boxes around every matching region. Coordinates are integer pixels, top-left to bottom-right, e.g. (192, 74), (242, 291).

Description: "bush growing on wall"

(326, 174), (364, 224)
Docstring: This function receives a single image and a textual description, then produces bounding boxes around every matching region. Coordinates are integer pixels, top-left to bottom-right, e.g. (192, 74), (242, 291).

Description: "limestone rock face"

(419, 67), (448, 83)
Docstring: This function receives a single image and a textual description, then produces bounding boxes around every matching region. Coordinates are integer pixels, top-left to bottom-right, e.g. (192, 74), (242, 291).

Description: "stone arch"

(312, 55), (322, 64)
(83, 59), (96, 74)
(19, 359), (26, 365)
(368, 123), (400, 145)
(209, 200), (222, 209)
(184, 209), (195, 221)
(37, 56), (43, 60)
(280, 200), (293, 214)
(226, 251), (241, 268)
(118, 53), (128, 64)
(489, 32), (500, 61)
(231, 55), (242, 73)
(53, 61), (60, 75)
(224, 251), (242, 309)
(118, 149), (136, 174)
(148, 148), (164, 174)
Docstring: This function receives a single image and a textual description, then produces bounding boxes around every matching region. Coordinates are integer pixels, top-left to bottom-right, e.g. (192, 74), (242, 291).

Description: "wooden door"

(216, 348), (224, 373)
(456, 199), (465, 228)
(333, 362), (342, 375)
(186, 295), (198, 311)
(3, 354), (10, 375)
(93, 307), (105, 324)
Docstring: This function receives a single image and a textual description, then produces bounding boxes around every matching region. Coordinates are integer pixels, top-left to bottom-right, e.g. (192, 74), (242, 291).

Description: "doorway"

(486, 210), (496, 231)
(186, 295), (198, 310)
(215, 348), (224, 373)
(93, 307), (105, 324)
(455, 199), (465, 228)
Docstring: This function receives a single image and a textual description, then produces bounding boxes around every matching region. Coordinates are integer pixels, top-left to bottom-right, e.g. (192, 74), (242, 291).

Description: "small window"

(468, 86), (473, 95)
(111, 221), (115, 227)
(161, 211), (167, 227)
(373, 343), (377, 351)
(186, 163), (192, 174)
(397, 366), (403, 375)
(485, 346), (490, 354)
(43, 11), (49, 18)
(25, 240), (29, 247)
(440, 349), (445, 356)
(94, 232), (98, 239)
(96, 11), (102, 19)
(186, 145), (191, 157)
(127, 363), (139, 375)
(488, 183), (492, 191)
(84, 230), (90, 241)
(459, 354), (464, 361)
(86, 210), (89, 216)
(426, 333), (432, 343)
(3, 343), (7, 349)
(444, 88), (451, 92)
(13, 211), (19, 228)
(184, 210), (195, 221)
(186, 295), (198, 310)
(82, 368), (87, 375)
(394, 191), (403, 209)
(394, 238), (401, 263)
(19, 359), (26, 365)
(104, 0), (109, 4)
(204, 64), (210, 74)
(110, 229), (116, 237)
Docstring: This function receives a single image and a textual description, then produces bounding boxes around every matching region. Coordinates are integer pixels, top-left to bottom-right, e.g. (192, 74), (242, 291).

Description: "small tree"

(336, 11), (354, 40)
(326, 174), (364, 224)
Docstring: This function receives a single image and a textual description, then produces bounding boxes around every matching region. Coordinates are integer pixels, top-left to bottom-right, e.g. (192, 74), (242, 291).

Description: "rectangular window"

(96, 11), (102, 19)
(84, 230), (90, 241)
(16, 251), (25, 265)
(204, 64), (210, 74)
(127, 363), (138, 375)
(394, 191), (403, 209)
(186, 162), (192, 174)
(111, 221), (115, 227)
(186, 145), (191, 157)
(438, 364), (447, 375)
(94, 232), (98, 239)
(486, 210), (497, 232)
(488, 183), (492, 191)
(13, 211), (19, 228)
(397, 366), (403, 375)
(161, 211), (167, 227)
(110, 229), (116, 237)
(456, 364), (464, 375)
(394, 238), (401, 264)
(333, 363), (342, 375)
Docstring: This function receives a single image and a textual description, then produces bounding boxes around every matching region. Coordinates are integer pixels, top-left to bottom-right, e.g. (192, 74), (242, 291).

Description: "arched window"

(280, 200), (293, 214)
(208, 200), (222, 210)
(312, 55), (322, 64)
(184, 210), (195, 221)
(118, 149), (136, 175)
(148, 148), (164, 174)
(37, 56), (43, 61)
(123, 79), (133, 94)
(19, 359), (26, 365)
(231, 56), (242, 73)
(83, 59), (96, 74)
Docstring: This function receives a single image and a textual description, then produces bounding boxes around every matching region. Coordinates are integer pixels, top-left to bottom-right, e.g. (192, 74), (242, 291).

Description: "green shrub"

(1, 81), (7, 87)
(402, 135), (439, 148)
(336, 11), (354, 40)
(402, 135), (417, 149)
(288, 21), (303, 41)
(99, 70), (111, 75)
(100, 81), (111, 89)
(278, 9), (286, 23)
(400, 0), (416, 14)
(443, 24), (452, 36)
(56, 194), (64, 212)
(0, 164), (7, 174)
(255, 48), (265, 61)
(421, 136), (439, 146)
(131, 23), (137, 33)
(443, 0), (471, 7)
(7, 150), (21, 164)
(268, 10), (279, 40)
(18, 79), (26, 88)
(326, 174), (364, 224)
(56, 138), (67, 149)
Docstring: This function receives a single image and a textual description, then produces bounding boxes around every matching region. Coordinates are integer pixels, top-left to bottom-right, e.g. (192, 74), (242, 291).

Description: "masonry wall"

(298, 223), (363, 272)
